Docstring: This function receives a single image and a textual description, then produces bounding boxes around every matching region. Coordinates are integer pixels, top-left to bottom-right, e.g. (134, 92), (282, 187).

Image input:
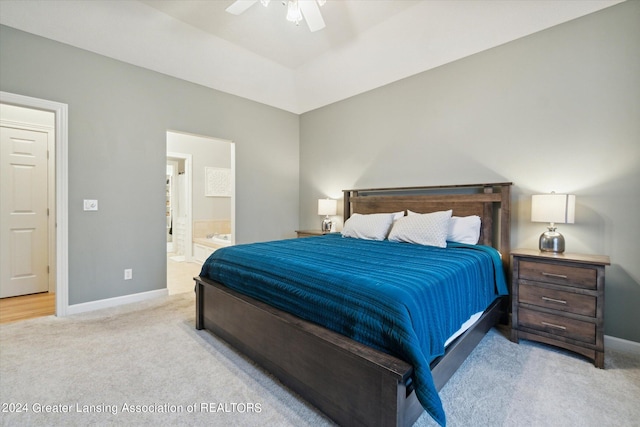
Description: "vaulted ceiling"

(0, 0), (624, 113)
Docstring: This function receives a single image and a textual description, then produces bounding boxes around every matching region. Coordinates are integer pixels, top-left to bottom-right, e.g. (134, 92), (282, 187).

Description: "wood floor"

(0, 292), (56, 324)
(0, 256), (198, 325)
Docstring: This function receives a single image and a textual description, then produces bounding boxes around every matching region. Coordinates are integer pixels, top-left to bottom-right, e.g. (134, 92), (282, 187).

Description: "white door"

(0, 126), (49, 297)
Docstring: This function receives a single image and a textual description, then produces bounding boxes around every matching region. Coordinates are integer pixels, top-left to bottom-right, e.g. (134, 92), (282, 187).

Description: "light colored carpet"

(1, 292), (638, 427)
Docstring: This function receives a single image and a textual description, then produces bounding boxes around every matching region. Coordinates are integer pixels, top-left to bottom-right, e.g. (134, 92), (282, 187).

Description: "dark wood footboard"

(195, 275), (505, 427)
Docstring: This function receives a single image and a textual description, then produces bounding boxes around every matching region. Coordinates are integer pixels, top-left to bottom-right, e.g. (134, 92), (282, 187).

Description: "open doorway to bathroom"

(166, 131), (235, 295)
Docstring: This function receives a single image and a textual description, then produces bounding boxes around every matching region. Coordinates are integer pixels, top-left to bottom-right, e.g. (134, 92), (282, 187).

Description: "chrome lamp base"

(539, 228), (565, 253)
(321, 216), (332, 233)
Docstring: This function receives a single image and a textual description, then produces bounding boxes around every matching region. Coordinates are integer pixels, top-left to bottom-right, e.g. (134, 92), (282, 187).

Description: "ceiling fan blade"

(225, 0), (258, 15)
(298, 0), (325, 32)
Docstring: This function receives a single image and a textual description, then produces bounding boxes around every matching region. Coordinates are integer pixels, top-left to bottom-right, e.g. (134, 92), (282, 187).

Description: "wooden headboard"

(343, 182), (512, 272)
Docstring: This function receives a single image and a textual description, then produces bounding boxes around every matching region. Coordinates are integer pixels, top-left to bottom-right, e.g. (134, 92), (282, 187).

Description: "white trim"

(0, 91), (69, 317)
(167, 151), (193, 262)
(47, 122), (56, 294)
(65, 288), (168, 316)
(605, 334), (640, 356)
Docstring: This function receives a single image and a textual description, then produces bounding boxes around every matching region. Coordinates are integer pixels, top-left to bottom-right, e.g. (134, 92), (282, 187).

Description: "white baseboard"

(605, 334), (640, 356)
(65, 288), (168, 316)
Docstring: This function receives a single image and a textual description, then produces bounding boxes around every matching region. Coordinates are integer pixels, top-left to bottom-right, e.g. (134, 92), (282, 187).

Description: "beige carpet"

(1, 292), (638, 427)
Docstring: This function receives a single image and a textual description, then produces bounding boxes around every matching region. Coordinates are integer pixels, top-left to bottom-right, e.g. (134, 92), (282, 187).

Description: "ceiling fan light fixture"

(226, 0), (325, 32)
(286, 0), (303, 25)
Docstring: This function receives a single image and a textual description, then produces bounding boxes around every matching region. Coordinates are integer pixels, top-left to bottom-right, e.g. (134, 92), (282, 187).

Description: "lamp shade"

(318, 199), (337, 216)
(531, 194), (576, 224)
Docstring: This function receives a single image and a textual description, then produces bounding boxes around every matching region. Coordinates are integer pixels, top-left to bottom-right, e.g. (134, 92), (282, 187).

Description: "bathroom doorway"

(166, 155), (189, 257)
(166, 131), (235, 294)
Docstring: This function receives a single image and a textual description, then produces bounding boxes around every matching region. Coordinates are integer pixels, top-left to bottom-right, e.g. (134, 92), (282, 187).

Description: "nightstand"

(295, 229), (330, 238)
(510, 249), (610, 368)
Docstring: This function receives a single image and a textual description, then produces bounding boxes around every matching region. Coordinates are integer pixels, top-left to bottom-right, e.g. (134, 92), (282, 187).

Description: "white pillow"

(448, 215), (481, 245)
(341, 213), (396, 240)
(392, 210), (405, 221)
(388, 210), (452, 247)
(408, 210), (482, 245)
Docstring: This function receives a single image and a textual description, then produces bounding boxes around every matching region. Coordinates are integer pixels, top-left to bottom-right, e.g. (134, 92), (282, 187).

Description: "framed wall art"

(205, 167), (232, 197)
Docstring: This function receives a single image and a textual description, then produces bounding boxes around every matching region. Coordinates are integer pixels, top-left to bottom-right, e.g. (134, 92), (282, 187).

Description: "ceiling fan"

(226, 0), (326, 32)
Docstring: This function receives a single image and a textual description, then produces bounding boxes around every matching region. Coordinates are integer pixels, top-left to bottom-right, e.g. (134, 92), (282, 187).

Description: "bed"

(194, 182), (512, 427)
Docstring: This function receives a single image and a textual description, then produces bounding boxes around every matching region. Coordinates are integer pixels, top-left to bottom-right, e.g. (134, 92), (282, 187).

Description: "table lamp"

(531, 192), (575, 253)
(318, 198), (337, 232)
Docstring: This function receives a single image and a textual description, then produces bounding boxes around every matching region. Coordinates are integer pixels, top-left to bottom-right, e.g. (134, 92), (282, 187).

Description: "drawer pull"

(541, 272), (568, 279)
(541, 296), (567, 305)
(541, 321), (567, 330)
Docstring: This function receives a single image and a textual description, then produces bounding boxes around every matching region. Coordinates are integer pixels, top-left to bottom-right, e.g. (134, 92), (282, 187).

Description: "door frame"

(1, 91), (69, 316)
(166, 151), (193, 261)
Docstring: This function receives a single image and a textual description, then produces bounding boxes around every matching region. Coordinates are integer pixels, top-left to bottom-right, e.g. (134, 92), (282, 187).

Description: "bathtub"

(207, 233), (233, 246)
(193, 233), (233, 263)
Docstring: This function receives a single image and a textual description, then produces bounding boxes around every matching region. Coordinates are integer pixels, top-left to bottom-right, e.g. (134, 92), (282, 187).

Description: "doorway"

(166, 153), (191, 259)
(0, 105), (54, 298)
(166, 131), (235, 295)
(0, 92), (69, 320)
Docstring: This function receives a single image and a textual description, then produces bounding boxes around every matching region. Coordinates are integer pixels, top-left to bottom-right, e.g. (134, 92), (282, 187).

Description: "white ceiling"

(0, 0), (624, 114)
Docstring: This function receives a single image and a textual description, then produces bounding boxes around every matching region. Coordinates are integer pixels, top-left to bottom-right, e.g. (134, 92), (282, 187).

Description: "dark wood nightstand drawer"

(518, 307), (595, 344)
(519, 283), (596, 317)
(511, 249), (609, 368)
(519, 260), (597, 289)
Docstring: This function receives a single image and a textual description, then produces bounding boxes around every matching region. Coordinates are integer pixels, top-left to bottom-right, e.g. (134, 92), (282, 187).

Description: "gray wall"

(1, 2), (638, 343)
(300, 1), (640, 342)
(0, 25), (299, 305)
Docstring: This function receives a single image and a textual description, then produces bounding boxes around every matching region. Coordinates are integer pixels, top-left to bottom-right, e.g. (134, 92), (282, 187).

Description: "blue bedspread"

(199, 234), (507, 426)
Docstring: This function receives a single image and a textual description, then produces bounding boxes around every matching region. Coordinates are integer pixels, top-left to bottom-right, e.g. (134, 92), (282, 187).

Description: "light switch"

(83, 199), (98, 211)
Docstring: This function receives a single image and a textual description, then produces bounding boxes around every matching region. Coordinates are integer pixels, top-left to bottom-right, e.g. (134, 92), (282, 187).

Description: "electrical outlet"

(124, 269), (133, 280)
